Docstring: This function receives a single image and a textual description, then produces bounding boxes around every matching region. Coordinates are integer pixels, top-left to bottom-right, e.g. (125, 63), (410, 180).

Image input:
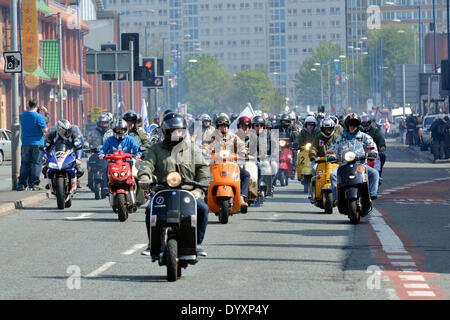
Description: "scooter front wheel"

(348, 199), (360, 224)
(219, 198), (230, 224)
(167, 238), (178, 282)
(323, 192), (333, 214)
(117, 193), (128, 222)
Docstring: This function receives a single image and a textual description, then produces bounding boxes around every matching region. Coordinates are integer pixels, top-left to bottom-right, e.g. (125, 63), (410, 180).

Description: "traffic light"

(100, 43), (117, 81)
(142, 57), (156, 78)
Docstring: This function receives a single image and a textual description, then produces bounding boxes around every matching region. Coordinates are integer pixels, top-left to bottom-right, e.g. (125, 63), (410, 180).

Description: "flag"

(141, 99), (152, 138)
(230, 103), (255, 131)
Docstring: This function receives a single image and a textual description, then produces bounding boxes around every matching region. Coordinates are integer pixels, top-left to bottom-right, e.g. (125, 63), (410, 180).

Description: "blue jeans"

(330, 164), (379, 201)
(145, 197), (209, 246)
(239, 167), (250, 198)
(18, 145), (42, 187)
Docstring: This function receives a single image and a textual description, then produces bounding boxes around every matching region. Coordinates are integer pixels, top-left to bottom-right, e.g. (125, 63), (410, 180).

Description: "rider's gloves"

(138, 174), (153, 190)
(326, 154), (337, 163)
(379, 146), (386, 152)
(191, 189), (203, 200)
(367, 151), (378, 161)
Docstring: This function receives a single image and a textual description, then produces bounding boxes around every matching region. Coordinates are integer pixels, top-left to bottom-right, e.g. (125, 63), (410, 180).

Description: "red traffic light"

(144, 61), (153, 69)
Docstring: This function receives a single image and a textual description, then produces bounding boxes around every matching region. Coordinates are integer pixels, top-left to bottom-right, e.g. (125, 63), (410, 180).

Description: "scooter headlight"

(305, 143), (312, 151)
(167, 172), (182, 187)
(113, 172), (119, 177)
(279, 140), (287, 147)
(219, 150), (230, 159)
(120, 171), (126, 177)
(344, 151), (356, 162)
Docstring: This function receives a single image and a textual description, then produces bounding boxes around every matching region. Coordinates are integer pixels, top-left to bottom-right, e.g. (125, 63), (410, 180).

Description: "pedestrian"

(443, 115), (450, 159)
(398, 117), (407, 144)
(430, 114), (447, 163)
(17, 100), (50, 190)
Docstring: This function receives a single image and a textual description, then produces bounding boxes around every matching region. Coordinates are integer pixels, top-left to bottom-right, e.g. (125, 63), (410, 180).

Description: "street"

(0, 140), (449, 301)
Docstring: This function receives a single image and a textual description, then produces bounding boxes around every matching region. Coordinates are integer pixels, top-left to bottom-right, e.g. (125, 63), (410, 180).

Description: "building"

(102, 0), (347, 107)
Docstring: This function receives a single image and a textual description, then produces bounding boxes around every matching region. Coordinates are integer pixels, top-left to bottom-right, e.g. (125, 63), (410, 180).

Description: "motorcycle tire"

(324, 192), (333, 214)
(348, 199), (360, 224)
(219, 198), (230, 224)
(117, 194), (128, 222)
(56, 176), (65, 210)
(167, 238), (178, 282)
(279, 171), (286, 187)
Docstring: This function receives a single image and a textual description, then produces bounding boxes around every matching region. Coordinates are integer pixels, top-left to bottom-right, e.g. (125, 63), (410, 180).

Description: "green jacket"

(365, 127), (386, 151)
(293, 128), (319, 150)
(137, 138), (210, 196)
(308, 129), (341, 160)
(129, 127), (152, 149)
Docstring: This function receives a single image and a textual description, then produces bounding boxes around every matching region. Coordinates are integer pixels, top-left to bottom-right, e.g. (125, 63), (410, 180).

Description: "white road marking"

(66, 213), (94, 220)
(368, 209), (407, 253)
(86, 262), (116, 277)
(403, 283), (430, 289)
(387, 255), (413, 260)
(121, 243), (147, 255)
(407, 291), (436, 297)
(399, 275), (426, 281)
(391, 261), (417, 267)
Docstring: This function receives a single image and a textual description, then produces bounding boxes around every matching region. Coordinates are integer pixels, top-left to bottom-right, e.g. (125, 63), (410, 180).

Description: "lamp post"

(57, 12), (64, 119)
(313, 62), (323, 105)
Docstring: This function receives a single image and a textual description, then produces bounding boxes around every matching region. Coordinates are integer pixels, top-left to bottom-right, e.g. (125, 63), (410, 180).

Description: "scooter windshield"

(337, 140), (365, 162)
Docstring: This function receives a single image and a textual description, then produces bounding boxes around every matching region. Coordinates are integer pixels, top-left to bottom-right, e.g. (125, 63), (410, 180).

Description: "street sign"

(3, 51), (22, 73)
(90, 106), (103, 123)
(85, 51), (130, 74)
(143, 76), (164, 88)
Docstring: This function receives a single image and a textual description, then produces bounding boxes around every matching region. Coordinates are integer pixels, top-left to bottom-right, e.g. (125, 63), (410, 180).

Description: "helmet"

(122, 110), (139, 124)
(320, 118), (336, 138)
(56, 119), (72, 140)
(360, 114), (372, 132)
(251, 115), (266, 128)
(102, 112), (114, 124)
(280, 113), (291, 128)
(344, 113), (361, 132)
(200, 114), (212, 128)
(237, 116), (252, 128)
(96, 114), (110, 132)
(316, 112), (325, 122)
(304, 116), (317, 127)
(215, 114), (230, 128)
(230, 113), (238, 123)
(161, 113), (187, 146)
(112, 119), (128, 140)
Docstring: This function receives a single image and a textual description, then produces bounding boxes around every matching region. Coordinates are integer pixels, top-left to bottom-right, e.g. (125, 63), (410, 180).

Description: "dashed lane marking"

(86, 262), (116, 277)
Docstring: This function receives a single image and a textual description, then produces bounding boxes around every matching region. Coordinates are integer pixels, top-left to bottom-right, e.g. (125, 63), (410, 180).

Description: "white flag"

(140, 99), (152, 138)
(230, 103), (255, 131)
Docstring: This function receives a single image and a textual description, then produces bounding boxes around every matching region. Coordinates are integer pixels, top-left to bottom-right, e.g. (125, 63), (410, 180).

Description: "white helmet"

(56, 119), (72, 140)
(112, 119), (128, 140)
(320, 118), (336, 138)
(304, 116), (317, 127)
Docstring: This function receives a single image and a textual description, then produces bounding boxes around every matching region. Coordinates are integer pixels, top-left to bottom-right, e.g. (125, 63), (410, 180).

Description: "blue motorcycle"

(45, 142), (78, 209)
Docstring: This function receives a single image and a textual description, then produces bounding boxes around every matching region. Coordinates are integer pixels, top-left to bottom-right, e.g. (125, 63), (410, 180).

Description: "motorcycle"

(43, 142), (79, 210)
(276, 136), (294, 186)
(87, 146), (108, 200)
(256, 159), (275, 204)
(143, 172), (209, 282)
(208, 150), (241, 223)
(105, 150), (137, 222)
(330, 140), (373, 224)
(297, 143), (313, 193)
(309, 154), (339, 214)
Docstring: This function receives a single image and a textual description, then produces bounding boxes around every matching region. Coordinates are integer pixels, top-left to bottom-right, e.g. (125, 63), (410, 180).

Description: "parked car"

(419, 114), (450, 151)
(0, 128), (12, 165)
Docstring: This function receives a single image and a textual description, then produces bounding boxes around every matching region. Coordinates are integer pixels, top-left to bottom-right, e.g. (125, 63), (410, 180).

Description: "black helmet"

(161, 113), (187, 146)
(122, 110), (139, 124)
(344, 113), (361, 132)
(280, 113), (291, 127)
(112, 119), (128, 140)
(230, 113), (238, 123)
(215, 114), (230, 128)
(251, 115), (266, 128)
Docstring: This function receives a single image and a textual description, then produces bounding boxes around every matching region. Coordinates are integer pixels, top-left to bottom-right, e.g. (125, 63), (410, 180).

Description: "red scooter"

(276, 137), (294, 186)
(105, 150), (137, 221)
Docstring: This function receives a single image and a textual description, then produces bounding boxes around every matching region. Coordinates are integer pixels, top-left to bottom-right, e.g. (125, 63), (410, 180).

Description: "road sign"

(143, 76), (164, 88)
(90, 106), (103, 123)
(3, 51), (22, 73)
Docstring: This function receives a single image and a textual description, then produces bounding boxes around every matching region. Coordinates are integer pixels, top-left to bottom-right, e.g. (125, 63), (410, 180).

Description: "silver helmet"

(56, 119), (72, 140)
(112, 119), (128, 140)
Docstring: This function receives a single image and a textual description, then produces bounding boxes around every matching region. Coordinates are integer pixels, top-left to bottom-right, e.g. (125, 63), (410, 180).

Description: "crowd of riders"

(39, 105), (390, 257)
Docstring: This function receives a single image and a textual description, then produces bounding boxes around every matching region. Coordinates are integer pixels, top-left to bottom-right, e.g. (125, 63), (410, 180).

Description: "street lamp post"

(57, 12), (64, 119)
(314, 62), (323, 105)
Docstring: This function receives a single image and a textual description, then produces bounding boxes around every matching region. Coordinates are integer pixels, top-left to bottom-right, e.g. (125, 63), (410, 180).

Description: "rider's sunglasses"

(254, 124), (264, 127)
(217, 120), (228, 126)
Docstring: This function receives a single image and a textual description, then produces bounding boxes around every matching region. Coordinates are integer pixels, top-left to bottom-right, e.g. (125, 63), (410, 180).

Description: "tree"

(182, 54), (233, 114)
(225, 70), (274, 111)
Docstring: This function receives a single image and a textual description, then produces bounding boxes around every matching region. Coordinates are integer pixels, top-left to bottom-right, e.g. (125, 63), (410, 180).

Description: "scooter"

(309, 154), (339, 214)
(277, 137), (293, 186)
(331, 141), (373, 224)
(297, 143), (313, 193)
(87, 147), (108, 200)
(244, 159), (258, 208)
(43, 142), (79, 210)
(257, 159), (275, 204)
(208, 150), (241, 223)
(143, 172), (209, 282)
(105, 150), (137, 222)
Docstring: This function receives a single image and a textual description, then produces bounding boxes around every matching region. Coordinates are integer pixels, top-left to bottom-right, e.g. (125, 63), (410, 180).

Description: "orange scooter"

(208, 150), (241, 224)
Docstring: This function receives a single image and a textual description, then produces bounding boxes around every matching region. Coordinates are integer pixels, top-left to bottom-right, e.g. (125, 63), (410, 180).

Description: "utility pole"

(58, 12), (64, 119)
(10, 0), (20, 190)
(129, 40), (134, 110)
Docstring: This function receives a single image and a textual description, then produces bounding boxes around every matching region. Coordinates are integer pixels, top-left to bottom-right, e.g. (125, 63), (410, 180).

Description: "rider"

(328, 113), (380, 204)
(137, 113), (210, 257)
(122, 110), (152, 152)
(292, 115), (319, 151)
(43, 119), (84, 188)
(204, 114), (251, 210)
(98, 119), (142, 160)
(360, 114), (386, 177)
(200, 113), (216, 145)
